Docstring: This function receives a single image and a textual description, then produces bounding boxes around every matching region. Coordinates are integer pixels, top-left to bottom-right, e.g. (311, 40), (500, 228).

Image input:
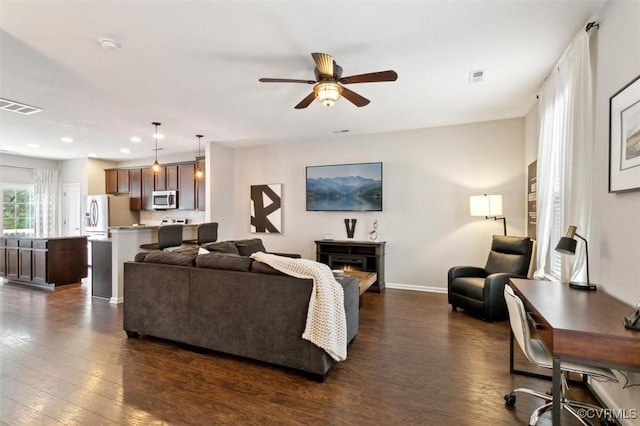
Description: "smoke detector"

(99, 38), (121, 50)
(469, 69), (486, 84)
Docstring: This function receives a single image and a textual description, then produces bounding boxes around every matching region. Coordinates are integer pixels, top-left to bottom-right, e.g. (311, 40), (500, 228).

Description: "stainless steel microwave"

(152, 190), (178, 209)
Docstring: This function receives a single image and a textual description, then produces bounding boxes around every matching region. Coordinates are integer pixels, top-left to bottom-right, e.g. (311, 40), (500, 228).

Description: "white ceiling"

(0, 0), (606, 162)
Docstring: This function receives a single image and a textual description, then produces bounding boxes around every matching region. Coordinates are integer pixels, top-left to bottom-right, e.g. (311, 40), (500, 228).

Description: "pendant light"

(151, 122), (162, 173)
(195, 134), (204, 179)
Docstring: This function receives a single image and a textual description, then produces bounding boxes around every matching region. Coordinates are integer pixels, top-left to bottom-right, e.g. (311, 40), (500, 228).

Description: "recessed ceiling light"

(120, 148), (130, 154)
(99, 38), (121, 50)
(61, 137), (74, 143)
(88, 153), (98, 158)
(130, 137), (142, 143)
(28, 143), (40, 148)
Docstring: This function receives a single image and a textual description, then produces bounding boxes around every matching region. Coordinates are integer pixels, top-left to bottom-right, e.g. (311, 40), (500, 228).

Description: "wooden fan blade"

(259, 78), (316, 84)
(339, 70), (398, 84)
(311, 52), (334, 77)
(340, 86), (370, 107)
(294, 92), (316, 109)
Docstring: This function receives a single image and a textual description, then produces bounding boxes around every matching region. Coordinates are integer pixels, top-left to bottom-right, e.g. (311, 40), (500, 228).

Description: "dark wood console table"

(315, 240), (385, 292)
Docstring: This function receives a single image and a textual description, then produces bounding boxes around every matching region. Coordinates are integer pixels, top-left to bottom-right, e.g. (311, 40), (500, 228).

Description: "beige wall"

(230, 117), (526, 291)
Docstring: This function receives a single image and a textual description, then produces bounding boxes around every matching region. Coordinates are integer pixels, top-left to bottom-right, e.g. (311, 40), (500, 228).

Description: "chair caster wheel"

(504, 393), (516, 405)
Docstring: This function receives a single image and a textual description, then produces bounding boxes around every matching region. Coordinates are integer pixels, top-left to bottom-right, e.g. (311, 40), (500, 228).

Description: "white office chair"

(503, 285), (618, 426)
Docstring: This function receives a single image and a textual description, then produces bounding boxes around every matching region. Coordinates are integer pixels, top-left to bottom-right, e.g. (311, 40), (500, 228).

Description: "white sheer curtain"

(34, 169), (60, 237)
(534, 30), (594, 282)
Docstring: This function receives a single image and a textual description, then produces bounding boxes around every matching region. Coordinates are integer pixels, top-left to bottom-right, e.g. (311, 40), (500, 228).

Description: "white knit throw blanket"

(250, 252), (347, 361)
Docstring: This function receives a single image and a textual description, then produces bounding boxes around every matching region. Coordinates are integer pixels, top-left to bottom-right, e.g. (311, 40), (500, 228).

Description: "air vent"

(469, 69), (486, 84)
(0, 98), (43, 115)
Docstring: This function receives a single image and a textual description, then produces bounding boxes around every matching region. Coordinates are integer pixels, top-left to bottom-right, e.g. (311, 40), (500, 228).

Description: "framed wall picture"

(250, 184), (282, 233)
(609, 74), (640, 193)
(306, 162), (382, 211)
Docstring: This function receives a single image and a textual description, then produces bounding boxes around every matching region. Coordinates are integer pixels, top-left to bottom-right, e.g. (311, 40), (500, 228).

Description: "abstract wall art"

(250, 184), (282, 233)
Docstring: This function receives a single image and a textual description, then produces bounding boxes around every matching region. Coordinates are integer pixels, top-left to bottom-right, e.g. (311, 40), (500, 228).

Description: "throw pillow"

(198, 247), (209, 255)
(235, 238), (266, 257)
(202, 241), (240, 255)
(195, 253), (252, 272)
(134, 252), (149, 262)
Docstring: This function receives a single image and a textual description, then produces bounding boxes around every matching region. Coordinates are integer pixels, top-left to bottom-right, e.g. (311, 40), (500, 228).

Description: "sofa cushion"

(195, 253), (252, 272)
(250, 260), (286, 275)
(142, 251), (196, 267)
(235, 238), (266, 257)
(203, 241), (240, 255)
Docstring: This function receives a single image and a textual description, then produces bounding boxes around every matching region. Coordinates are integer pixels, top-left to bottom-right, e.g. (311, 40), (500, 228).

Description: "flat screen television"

(306, 162), (383, 211)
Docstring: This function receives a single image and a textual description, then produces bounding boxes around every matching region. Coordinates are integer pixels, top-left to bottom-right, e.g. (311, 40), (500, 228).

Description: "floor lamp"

(469, 194), (507, 236)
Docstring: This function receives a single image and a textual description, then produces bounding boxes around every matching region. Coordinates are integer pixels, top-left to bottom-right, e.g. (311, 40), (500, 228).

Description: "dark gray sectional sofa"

(123, 239), (359, 380)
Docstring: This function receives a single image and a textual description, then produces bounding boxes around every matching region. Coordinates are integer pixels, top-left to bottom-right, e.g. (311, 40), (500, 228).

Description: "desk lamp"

(555, 225), (596, 290)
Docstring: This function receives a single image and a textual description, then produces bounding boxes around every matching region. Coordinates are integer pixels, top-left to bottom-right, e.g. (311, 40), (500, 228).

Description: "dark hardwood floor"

(0, 278), (604, 425)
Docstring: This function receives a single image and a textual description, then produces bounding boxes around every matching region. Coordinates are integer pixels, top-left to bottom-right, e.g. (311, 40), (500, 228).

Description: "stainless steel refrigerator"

(85, 195), (137, 238)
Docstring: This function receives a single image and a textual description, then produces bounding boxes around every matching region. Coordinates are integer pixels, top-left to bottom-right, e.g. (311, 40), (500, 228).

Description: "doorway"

(63, 183), (82, 236)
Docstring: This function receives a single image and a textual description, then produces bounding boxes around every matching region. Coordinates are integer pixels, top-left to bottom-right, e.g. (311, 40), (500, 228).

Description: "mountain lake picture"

(306, 162), (383, 211)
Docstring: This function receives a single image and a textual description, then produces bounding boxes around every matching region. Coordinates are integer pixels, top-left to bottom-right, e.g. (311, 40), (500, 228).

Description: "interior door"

(63, 183), (82, 236)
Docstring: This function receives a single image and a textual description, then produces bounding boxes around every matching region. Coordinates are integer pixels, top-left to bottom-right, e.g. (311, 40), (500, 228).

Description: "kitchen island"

(93, 225), (197, 304)
(0, 236), (88, 288)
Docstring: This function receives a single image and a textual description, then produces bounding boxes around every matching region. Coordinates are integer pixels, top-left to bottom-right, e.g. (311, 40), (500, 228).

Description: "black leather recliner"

(448, 235), (534, 321)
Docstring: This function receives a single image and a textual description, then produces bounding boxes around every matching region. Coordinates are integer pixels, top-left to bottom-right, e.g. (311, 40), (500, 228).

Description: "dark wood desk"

(510, 279), (640, 425)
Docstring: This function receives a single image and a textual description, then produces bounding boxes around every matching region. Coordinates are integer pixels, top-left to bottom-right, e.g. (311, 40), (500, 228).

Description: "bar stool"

(140, 224), (184, 250)
(184, 222), (218, 245)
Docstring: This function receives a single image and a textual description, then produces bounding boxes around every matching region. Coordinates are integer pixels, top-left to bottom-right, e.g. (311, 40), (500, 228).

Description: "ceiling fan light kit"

(259, 52), (397, 109)
(314, 82), (343, 107)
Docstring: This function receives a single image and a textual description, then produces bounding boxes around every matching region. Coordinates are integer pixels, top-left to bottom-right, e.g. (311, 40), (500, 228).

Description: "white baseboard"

(110, 296), (124, 304)
(385, 282), (447, 294)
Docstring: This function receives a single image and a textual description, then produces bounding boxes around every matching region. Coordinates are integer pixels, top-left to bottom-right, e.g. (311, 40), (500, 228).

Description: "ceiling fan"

(258, 52), (398, 109)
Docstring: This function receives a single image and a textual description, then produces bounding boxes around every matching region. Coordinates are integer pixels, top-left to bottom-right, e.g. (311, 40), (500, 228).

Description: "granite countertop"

(109, 223), (199, 230)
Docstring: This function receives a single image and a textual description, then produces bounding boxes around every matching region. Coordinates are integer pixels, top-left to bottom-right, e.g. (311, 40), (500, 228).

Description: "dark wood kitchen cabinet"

(154, 166), (166, 190)
(0, 237), (87, 288)
(128, 168), (142, 211)
(117, 169), (130, 193)
(104, 161), (201, 211)
(18, 240), (32, 281)
(5, 239), (18, 280)
(178, 163), (195, 210)
(166, 165), (178, 190)
(105, 169), (118, 194)
(141, 167), (155, 210)
(106, 169), (130, 194)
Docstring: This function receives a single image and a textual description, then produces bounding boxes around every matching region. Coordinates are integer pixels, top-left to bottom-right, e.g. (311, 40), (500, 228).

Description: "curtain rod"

(585, 21), (599, 32)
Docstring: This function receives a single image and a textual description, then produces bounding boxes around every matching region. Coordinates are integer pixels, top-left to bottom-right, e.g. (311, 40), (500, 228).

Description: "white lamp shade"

(469, 194), (503, 216)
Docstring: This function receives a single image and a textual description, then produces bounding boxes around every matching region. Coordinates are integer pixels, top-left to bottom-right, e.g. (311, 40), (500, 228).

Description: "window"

(539, 82), (569, 281)
(2, 184), (35, 236)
